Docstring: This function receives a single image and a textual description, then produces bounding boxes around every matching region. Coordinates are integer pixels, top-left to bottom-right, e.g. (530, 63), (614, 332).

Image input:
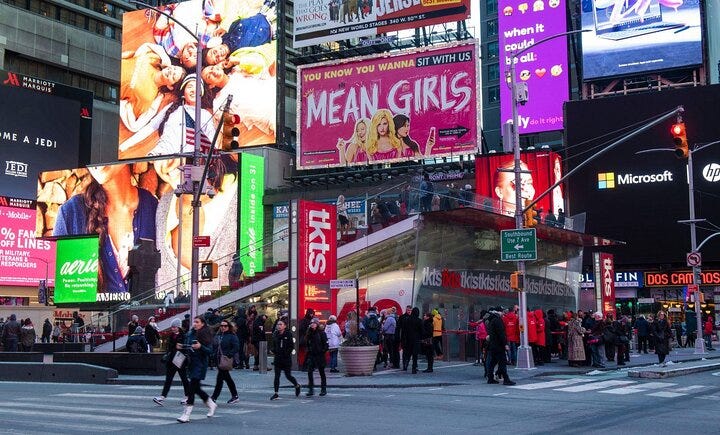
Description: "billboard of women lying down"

(36, 156), (241, 303)
(118, 0), (277, 160)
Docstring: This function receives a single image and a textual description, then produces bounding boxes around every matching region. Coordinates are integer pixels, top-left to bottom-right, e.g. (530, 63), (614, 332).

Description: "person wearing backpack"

(126, 326), (148, 353)
(304, 318), (328, 397)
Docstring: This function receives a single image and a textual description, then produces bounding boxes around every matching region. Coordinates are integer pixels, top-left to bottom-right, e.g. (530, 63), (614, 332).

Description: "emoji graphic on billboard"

(503, 6), (513, 15)
(551, 65), (563, 76)
(533, 0), (544, 11)
(520, 70), (531, 81)
(518, 3), (529, 13)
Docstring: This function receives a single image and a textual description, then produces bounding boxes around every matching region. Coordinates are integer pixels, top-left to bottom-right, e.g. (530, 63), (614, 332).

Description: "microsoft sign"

(598, 170), (673, 190)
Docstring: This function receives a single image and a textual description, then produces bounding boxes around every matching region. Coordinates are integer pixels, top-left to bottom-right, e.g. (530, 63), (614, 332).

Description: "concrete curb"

(527, 354), (720, 378)
(628, 361), (720, 379)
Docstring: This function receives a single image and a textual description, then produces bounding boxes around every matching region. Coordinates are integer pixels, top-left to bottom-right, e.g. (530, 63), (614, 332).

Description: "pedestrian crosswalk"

(510, 377), (712, 398)
(0, 385), (290, 433)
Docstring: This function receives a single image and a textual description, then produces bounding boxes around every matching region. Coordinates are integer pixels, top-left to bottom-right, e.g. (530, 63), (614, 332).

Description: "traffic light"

(671, 122), (688, 158)
(523, 205), (538, 228)
(509, 271), (524, 291)
(221, 114), (240, 150)
(199, 261), (218, 282)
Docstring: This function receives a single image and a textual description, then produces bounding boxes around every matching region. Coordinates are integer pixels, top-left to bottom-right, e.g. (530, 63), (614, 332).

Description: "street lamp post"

(686, 145), (706, 354)
(507, 29), (587, 369)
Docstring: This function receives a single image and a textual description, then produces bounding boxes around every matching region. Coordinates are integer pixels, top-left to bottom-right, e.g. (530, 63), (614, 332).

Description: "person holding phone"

(177, 316), (216, 423)
(393, 114), (436, 158)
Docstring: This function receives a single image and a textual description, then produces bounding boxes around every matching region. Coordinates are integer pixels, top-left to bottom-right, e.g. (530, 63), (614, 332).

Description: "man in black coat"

(485, 307), (515, 386)
(400, 307), (423, 373)
(635, 315), (650, 354)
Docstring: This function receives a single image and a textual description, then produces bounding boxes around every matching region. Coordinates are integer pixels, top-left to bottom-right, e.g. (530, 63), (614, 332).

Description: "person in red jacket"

(503, 307), (520, 365)
(704, 316), (716, 351)
(527, 311), (538, 364)
(534, 309), (546, 366)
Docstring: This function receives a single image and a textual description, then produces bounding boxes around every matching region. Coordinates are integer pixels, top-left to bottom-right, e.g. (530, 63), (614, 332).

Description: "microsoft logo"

(598, 172), (615, 189)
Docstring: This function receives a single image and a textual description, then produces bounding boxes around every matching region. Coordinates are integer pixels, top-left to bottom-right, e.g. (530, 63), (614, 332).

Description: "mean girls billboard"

(118, 1), (277, 159)
(297, 41), (479, 169)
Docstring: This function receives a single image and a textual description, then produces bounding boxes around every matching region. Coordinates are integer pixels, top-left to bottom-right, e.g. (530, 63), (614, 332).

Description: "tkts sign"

(297, 200), (337, 320)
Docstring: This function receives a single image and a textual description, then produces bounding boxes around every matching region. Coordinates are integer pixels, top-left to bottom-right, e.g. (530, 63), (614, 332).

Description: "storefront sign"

(297, 200), (337, 321)
(579, 270), (642, 288)
(644, 270), (720, 287)
(420, 267), (574, 297)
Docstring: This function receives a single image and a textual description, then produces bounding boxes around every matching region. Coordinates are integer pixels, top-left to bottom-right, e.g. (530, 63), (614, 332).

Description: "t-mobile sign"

(498, 0), (569, 135)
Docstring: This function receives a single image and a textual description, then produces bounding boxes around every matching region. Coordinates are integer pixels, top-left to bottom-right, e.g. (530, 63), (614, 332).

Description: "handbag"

(619, 335), (630, 344)
(218, 354), (234, 371)
(172, 351), (186, 369)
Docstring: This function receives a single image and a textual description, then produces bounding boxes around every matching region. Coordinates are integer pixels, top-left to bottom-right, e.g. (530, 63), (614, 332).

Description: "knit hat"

(171, 318), (182, 328)
(311, 317), (320, 325)
(328, 315), (337, 322)
(180, 74), (204, 96)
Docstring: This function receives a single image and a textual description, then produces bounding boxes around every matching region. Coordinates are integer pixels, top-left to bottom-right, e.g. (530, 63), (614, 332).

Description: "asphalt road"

(1, 370), (719, 434)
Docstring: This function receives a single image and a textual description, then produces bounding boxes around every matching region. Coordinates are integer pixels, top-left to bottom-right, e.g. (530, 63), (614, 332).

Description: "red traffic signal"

(671, 122), (688, 158)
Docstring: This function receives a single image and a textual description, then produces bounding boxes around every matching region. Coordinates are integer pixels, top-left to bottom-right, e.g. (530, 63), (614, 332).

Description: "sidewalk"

(110, 348), (720, 388)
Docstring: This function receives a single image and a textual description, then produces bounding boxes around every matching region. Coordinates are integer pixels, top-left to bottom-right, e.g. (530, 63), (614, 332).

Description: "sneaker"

(227, 397), (239, 404)
(503, 380), (516, 386)
(270, 394), (279, 400)
(330, 368), (339, 373)
(180, 397), (188, 405)
(487, 379), (499, 384)
(295, 384), (301, 397)
(153, 396), (165, 406)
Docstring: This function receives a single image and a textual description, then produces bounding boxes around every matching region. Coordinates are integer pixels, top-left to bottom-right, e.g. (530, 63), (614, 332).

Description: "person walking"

(305, 318), (328, 396)
(485, 307), (515, 385)
(635, 315), (650, 354)
(154, 319), (190, 406)
(20, 319), (36, 351)
(651, 311), (672, 366)
(41, 318), (52, 343)
(270, 319), (301, 400)
(177, 315), (216, 423)
(211, 320), (240, 404)
(298, 308), (314, 370)
(401, 307), (422, 372)
(325, 315), (342, 373)
(421, 312), (435, 373)
(431, 309), (444, 360)
(1, 314), (21, 352)
(126, 326), (148, 353)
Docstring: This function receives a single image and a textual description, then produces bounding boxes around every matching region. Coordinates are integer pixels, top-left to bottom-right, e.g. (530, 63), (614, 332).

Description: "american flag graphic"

(185, 126), (213, 153)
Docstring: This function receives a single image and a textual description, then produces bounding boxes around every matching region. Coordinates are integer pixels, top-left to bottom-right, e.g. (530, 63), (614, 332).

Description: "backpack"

(365, 315), (380, 332)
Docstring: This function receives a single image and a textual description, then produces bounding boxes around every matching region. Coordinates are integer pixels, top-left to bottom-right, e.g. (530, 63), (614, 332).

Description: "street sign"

(193, 236), (210, 247)
(330, 279), (356, 288)
(686, 251), (702, 267)
(501, 229), (537, 261)
(687, 284), (699, 293)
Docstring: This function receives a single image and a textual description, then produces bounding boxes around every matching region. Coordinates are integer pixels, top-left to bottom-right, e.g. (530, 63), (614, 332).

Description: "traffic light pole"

(686, 147), (706, 355)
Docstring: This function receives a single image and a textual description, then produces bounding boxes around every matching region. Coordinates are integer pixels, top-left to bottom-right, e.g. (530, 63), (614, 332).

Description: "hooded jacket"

(503, 311), (520, 343)
(401, 308), (423, 346)
(527, 311), (538, 344)
(534, 309), (546, 346)
(486, 311), (508, 352)
(325, 319), (342, 349)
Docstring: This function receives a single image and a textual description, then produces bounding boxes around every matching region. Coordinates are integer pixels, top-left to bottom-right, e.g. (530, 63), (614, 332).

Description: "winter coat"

(252, 316), (267, 344)
(185, 326), (213, 380)
(20, 326), (36, 348)
(298, 314), (313, 346)
(704, 319), (714, 335)
(218, 331), (240, 358)
(469, 320), (488, 341)
(651, 319), (672, 356)
(273, 329), (294, 362)
(362, 313), (381, 344)
(325, 321), (342, 350)
(422, 317), (434, 342)
(164, 329), (186, 366)
(527, 312), (538, 344)
(305, 329), (328, 368)
(145, 324), (160, 347)
(402, 308), (423, 346)
(42, 321), (52, 338)
(503, 312), (520, 343)
(382, 315), (397, 335)
(234, 312), (249, 341)
(635, 317), (650, 337)
(2, 318), (20, 340)
(126, 334), (148, 353)
(432, 314), (443, 337)
(535, 310), (546, 346)
(486, 313), (507, 352)
(567, 318), (585, 361)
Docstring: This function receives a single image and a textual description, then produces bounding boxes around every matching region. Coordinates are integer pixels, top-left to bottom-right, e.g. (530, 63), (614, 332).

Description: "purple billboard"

(498, 0), (569, 135)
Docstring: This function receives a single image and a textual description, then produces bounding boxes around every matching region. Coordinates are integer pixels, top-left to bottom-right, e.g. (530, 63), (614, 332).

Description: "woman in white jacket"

(325, 315), (343, 373)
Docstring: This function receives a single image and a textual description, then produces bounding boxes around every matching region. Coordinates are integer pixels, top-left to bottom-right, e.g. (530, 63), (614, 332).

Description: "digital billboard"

(580, 0), (703, 80)
(474, 150), (565, 219)
(37, 156), (239, 301)
(498, 0), (569, 134)
(0, 196), (55, 287)
(293, 0), (471, 48)
(118, 1), (277, 160)
(0, 84), (82, 200)
(239, 153), (264, 276)
(297, 42), (479, 169)
(54, 236), (99, 304)
(565, 84), (720, 265)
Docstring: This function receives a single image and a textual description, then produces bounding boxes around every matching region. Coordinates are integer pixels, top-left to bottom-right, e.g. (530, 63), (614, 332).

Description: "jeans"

(307, 358), (326, 390)
(590, 343), (604, 366)
(186, 378), (209, 406)
(508, 341), (518, 365)
(160, 363), (190, 398)
(704, 333), (714, 349)
(273, 360), (297, 392)
(486, 349), (509, 381)
(329, 349), (338, 369)
(212, 368), (238, 400)
(4, 338), (18, 352)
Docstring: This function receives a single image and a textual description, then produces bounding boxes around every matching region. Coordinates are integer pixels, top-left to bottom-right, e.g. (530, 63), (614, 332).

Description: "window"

(487, 86), (500, 104)
(486, 0), (498, 15)
(486, 19), (498, 38)
(487, 63), (500, 82)
(487, 41), (499, 60)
